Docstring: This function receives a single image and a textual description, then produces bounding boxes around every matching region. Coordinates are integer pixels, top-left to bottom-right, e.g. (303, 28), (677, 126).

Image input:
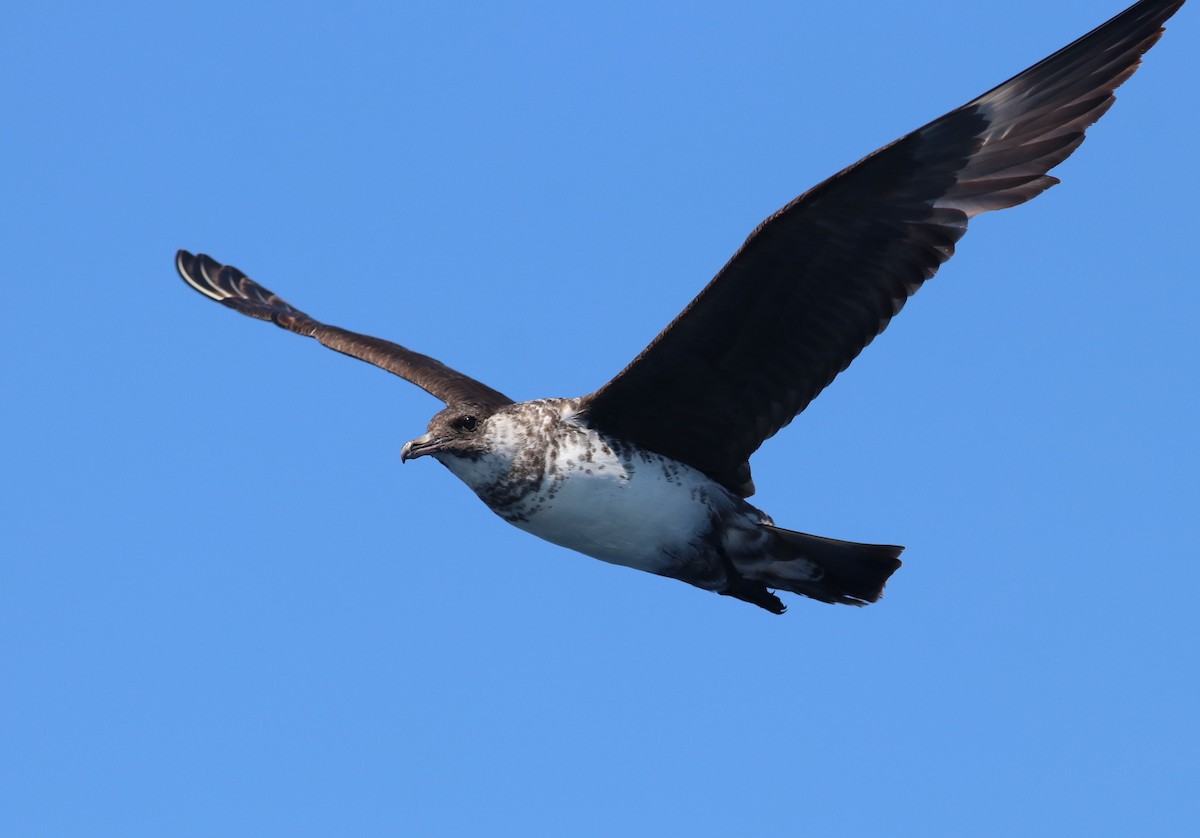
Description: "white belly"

(435, 401), (735, 574)
(509, 448), (723, 573)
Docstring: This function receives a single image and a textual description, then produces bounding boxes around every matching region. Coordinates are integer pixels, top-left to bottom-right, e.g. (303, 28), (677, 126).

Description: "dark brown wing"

(581, 0), (1184, 497)
(175, 250), (513, 408)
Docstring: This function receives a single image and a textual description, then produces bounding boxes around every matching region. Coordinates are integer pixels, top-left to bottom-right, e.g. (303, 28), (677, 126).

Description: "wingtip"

(176, 249), (236, 303)
(175, 248), (194, 281)
(176, 248), (211, 298)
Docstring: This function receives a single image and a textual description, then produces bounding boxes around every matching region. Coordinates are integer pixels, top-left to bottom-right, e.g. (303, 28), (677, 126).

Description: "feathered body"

(427, 399), (900, 613)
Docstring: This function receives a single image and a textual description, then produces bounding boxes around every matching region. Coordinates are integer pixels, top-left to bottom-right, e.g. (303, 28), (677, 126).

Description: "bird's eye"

(456, 415), (478, 432)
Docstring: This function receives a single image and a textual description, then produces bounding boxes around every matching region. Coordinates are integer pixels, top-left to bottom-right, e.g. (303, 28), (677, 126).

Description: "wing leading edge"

(176, 250), (513, 408)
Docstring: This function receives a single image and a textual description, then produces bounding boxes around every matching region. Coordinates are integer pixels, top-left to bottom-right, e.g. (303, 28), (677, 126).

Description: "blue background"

(3, 1), (1196, 835)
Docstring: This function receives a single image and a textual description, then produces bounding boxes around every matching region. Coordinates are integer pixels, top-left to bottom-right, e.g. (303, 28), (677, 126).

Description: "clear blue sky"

(3, 1), (1197, 835)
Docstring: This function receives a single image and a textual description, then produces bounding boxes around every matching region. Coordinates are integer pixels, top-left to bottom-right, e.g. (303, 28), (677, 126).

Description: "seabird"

(176, 0), (1186, 613)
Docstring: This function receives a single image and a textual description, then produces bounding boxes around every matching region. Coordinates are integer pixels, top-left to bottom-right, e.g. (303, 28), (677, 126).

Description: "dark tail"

(757, 525), (903, 607)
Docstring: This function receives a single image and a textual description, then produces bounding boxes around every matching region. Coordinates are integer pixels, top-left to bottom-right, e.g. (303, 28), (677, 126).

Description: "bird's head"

(400, 402), (502, 464)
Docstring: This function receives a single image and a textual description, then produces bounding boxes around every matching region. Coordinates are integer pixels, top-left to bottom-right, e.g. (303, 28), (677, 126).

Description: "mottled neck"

(435, 398), (589, 509)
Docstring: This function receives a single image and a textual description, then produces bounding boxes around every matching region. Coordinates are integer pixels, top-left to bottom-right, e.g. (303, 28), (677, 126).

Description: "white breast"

(517, 441), (727, 573)
(438, 400), (733, 574)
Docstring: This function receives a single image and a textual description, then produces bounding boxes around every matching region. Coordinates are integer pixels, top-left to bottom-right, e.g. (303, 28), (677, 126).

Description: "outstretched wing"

(176, 250), (514, 408)
(581, 0), (1184, 497)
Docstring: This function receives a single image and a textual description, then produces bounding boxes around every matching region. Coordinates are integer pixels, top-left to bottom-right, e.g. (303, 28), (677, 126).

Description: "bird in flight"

(177, 0), (1185, 613)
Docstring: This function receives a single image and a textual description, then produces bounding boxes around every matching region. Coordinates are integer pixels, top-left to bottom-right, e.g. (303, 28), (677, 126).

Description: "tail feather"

(757, 525), (903, 606)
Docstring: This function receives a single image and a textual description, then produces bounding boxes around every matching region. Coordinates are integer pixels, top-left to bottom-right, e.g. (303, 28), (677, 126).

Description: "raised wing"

(175, 251), (514, 408)
(581, 0), (1184, 497)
